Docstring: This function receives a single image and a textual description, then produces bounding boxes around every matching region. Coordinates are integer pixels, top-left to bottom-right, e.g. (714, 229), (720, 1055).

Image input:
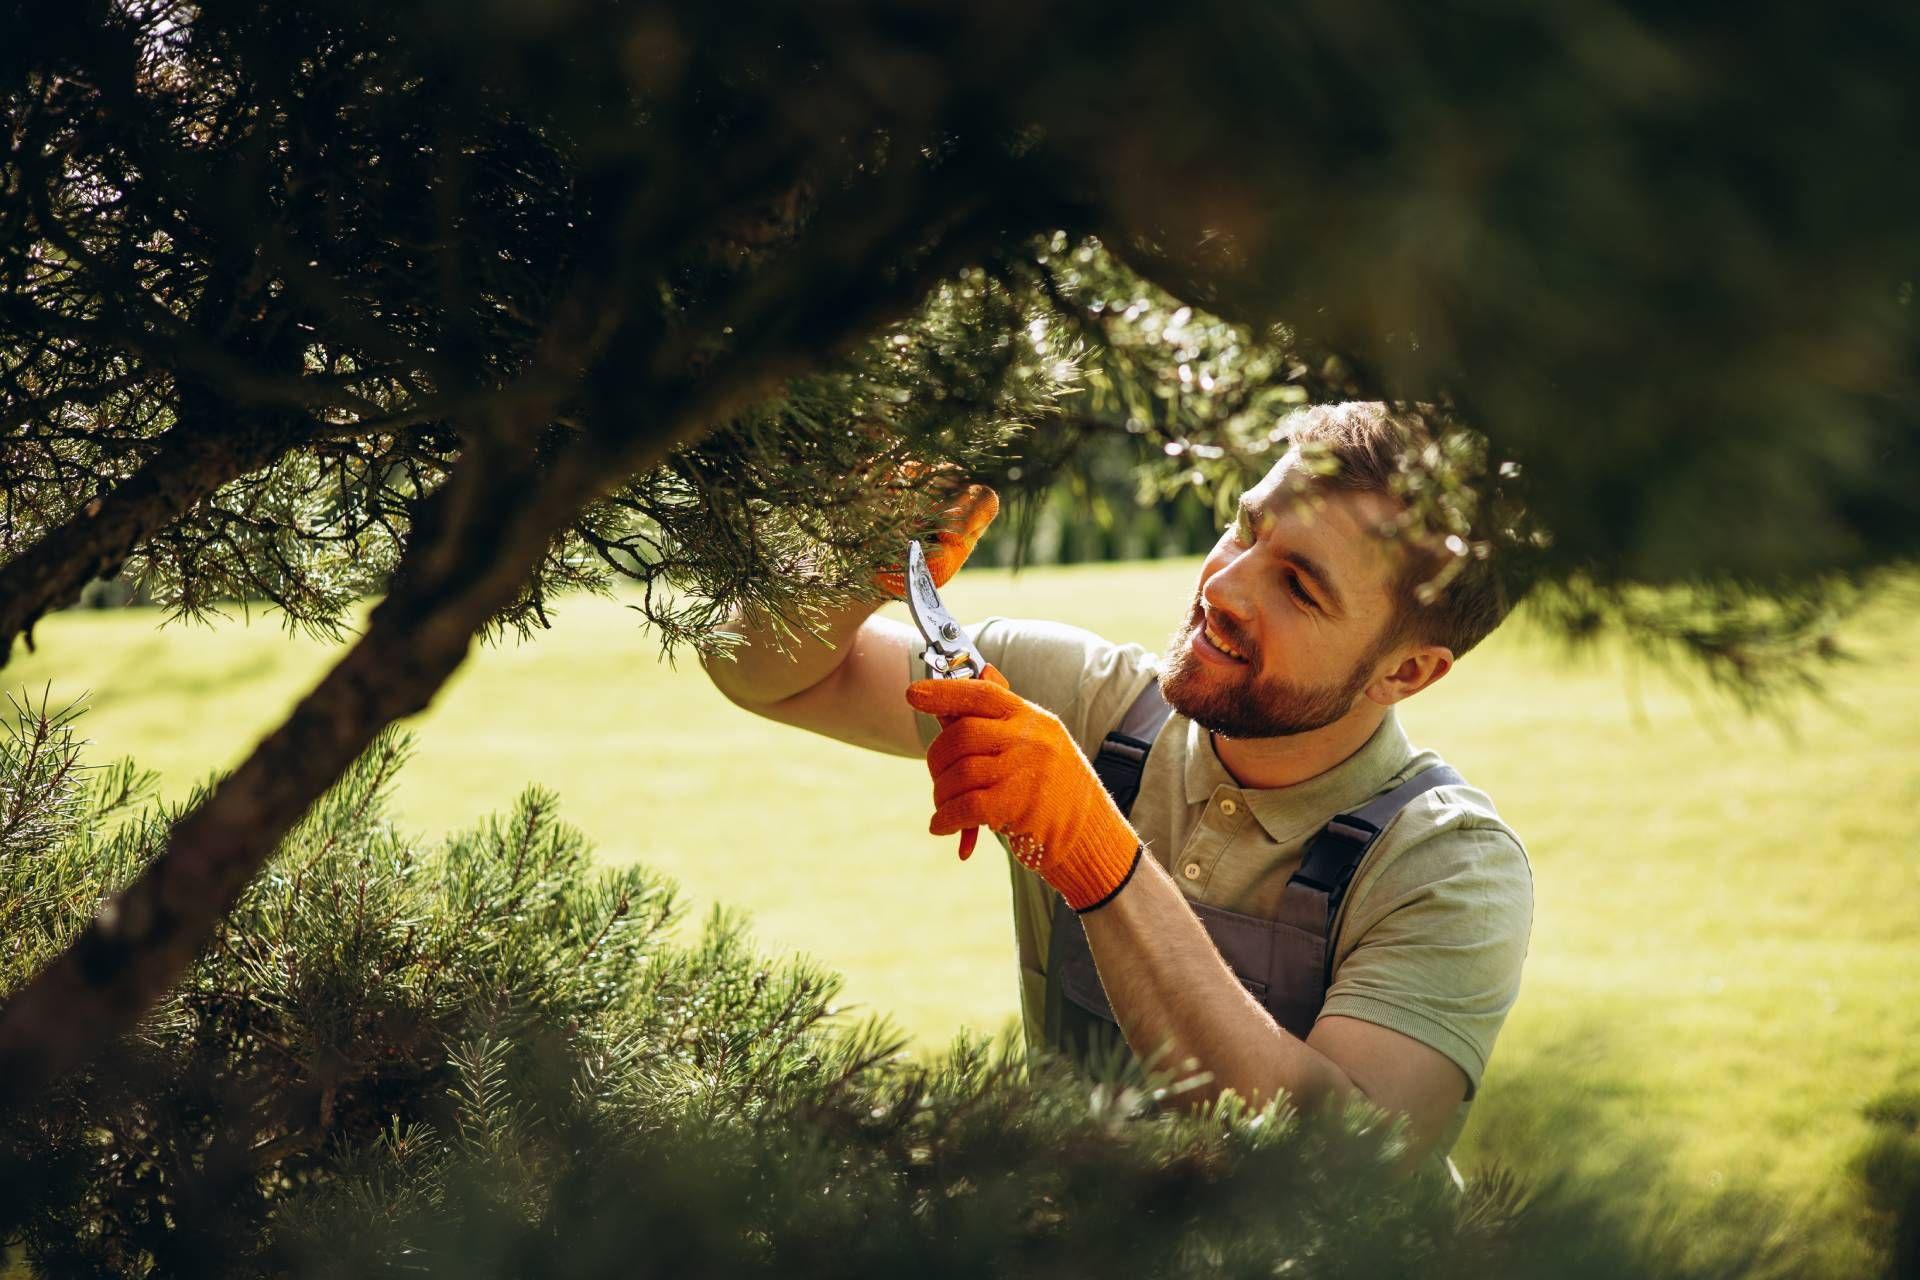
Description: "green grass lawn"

(9, 560), (1919, 1274)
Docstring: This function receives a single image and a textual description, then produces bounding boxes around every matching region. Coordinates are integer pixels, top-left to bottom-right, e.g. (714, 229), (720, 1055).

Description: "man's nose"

(1200, 546), (1257, 623)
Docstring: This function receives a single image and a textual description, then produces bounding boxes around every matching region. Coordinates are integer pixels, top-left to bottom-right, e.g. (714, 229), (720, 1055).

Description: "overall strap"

(1042, 677), (1174, 1062)
(1282, 763), (1465, 985)
(1090, 678), (1175, 815)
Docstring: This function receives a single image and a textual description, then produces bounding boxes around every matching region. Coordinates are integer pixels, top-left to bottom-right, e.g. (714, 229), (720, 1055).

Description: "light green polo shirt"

(911, 616), (1534, 1152)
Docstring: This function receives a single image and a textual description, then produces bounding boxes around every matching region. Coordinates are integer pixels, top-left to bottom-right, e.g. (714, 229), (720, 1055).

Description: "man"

(703, 401), (1533, 1167)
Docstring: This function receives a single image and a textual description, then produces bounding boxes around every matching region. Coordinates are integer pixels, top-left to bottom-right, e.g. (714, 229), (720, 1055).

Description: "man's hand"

(873, 478), (999, 600)
(905, 675), (1143, 909)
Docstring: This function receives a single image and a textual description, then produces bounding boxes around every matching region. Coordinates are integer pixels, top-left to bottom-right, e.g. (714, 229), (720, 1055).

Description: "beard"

(1157, 593), (1383, 739)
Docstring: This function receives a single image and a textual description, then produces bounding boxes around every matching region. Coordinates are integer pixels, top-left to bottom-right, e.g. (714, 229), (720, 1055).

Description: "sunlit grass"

(9, 560), (1918, 1274)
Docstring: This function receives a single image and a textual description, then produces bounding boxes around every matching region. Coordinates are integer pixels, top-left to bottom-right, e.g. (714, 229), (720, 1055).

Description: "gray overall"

(1041, 680), (1464, 1067)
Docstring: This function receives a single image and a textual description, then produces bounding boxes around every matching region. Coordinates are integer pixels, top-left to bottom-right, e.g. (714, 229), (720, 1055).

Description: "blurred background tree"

(0, 0), (1915, 1244)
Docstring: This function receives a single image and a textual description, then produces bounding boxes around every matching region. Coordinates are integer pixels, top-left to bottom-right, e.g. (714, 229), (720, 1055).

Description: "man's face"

(1159, 455), (1408, 739)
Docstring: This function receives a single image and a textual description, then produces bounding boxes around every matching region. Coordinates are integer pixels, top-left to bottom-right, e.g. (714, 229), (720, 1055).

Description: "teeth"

(1204, 622), (1245, 661)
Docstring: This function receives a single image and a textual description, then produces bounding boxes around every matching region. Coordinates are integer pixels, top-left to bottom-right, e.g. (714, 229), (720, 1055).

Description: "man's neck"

(1208, 704), (1388, 791)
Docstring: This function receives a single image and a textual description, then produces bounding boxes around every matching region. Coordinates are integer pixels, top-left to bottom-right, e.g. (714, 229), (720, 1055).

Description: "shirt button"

(1219, 798), (1239, 817)
(1182, 862), (1202, 881)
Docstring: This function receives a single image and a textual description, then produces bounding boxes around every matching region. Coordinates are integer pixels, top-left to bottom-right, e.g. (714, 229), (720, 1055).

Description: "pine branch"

(0, 147), (1060, 1112)
(0, 412), (308, 664)
(0, 685), (90, 859)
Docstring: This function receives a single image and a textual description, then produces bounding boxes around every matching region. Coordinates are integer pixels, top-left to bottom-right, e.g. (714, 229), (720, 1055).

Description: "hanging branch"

(0, 149), (1055, 1111)
(0, 414), (309, 657)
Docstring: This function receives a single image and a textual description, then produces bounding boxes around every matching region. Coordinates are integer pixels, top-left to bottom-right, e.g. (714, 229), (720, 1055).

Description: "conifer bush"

(0, 694), (1777, 1278)
(2, 7), (1911, 1272)
(1853, 1089), (1920, 1279)
(9, 0), (1913, 1121)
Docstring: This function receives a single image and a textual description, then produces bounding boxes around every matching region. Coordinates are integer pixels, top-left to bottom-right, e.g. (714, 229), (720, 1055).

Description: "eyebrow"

(1239, 494), (1348, 616)
(1288, 548), (1347, 617)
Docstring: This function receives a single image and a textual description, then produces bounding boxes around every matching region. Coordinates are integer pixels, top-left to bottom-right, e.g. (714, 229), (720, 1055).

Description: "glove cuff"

(1054, 837), (1146, 913)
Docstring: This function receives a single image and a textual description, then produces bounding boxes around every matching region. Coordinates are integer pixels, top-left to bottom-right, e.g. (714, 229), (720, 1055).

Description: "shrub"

(0, 695), (1765, 1277)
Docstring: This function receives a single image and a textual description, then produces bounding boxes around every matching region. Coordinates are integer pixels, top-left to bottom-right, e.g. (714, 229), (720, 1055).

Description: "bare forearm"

(1082, 856), (1359, 1112)
(701, 596), (882, 705)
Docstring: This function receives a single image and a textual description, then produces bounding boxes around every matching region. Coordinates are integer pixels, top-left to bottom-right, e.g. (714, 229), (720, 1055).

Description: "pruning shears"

(904, 539), (988, 680)
(903, 538), (992, 859)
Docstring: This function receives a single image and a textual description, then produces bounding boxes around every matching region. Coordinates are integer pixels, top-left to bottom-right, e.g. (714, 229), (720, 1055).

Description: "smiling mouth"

(1192, 609), (1249, 663)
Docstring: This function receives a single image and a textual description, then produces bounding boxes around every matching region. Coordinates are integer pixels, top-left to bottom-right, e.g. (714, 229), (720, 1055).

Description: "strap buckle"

(1321, 815), (1379, 846)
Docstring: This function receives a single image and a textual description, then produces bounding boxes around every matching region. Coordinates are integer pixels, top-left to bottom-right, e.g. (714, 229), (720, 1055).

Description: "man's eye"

(1287, 573), (1318, 610)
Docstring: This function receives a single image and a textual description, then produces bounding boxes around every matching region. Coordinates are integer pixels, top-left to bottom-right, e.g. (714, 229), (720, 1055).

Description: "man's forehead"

(1241, 457), (1405, 584)
(1246, 453), (1400, 539)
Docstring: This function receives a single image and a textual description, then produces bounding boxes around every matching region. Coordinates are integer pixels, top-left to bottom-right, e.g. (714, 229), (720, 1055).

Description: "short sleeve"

(1318, 815), (1534, 1098)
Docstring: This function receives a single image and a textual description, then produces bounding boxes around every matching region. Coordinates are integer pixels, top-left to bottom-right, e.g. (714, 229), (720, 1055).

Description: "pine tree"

(1, 0), (1914, 1149)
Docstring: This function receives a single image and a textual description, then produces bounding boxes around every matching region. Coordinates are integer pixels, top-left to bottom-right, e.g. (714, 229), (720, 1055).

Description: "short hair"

(1282, 401), (1521, 661)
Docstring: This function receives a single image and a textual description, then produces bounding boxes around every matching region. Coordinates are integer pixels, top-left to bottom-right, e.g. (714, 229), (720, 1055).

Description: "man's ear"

(1367, 645), (1453, 706)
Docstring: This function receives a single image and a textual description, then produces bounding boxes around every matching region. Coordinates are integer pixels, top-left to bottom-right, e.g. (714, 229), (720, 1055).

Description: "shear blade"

(904, 539), (981, 678)
(905, 540), (956, 643)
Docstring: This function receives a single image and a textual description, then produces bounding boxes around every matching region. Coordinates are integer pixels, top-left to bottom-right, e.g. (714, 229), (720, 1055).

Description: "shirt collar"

(1179, 710), (1416, 844)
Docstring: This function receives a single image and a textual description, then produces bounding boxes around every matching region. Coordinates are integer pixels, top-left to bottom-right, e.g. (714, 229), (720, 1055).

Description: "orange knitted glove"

(873, 480), (999, 599)
(921, 662), (1013, 863)
(905, 674), (1146, 912)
